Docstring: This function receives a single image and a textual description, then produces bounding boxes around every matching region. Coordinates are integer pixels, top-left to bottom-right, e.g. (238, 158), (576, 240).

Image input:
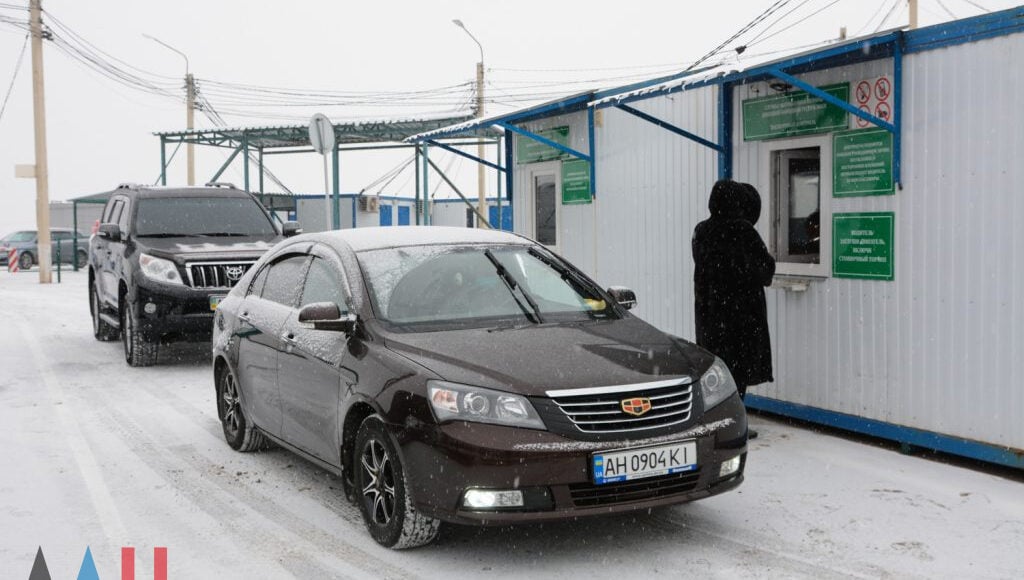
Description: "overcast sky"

(0, 0), (1014, 234)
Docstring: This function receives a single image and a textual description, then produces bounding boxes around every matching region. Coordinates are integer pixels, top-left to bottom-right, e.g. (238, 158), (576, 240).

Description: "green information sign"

(562, 159), (592, 204)
(833, 128), (894, 197)
(833, 212), (894, 280)
(742, 83), (850, 141)
(517, 126), (570, 164)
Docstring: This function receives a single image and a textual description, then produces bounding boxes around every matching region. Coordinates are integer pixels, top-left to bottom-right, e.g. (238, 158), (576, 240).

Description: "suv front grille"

(186, 261), (254, 289)
(547, 380), (694, 434)
(568, 470), (702, 507)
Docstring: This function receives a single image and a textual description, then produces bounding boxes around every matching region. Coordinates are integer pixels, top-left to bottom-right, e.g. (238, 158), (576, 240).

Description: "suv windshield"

(6, 231), (35, 242)
(134, 196), (277, 237)
(359, 244), (615, 329)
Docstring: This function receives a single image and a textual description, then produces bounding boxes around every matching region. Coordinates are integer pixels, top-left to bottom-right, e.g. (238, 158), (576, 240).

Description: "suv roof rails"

(116, 182), (143, 190)
(204, 182), (238, 189)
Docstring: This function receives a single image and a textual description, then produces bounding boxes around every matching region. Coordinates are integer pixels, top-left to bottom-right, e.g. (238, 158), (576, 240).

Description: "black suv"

(88, 183), (299, 366)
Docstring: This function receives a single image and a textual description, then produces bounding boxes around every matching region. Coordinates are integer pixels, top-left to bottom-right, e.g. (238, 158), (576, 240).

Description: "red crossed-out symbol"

(855, 80), (872, 104)
(875, 101), (892, 122)
(856, 105), (872, 128)
(874, 77), (892, 101)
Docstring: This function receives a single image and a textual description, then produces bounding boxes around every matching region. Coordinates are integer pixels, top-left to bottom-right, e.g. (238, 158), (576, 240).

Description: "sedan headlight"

(428, 380), (546, 430)
(139, 253), (184, 285)
(700, 357), (738, 410)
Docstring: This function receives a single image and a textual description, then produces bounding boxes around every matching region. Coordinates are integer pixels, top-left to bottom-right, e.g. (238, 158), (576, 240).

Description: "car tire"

(216, 364), (265, 452)
(76, 250), (88, 269)
(18, 251), (33, 270)
(354, 415), (441, 549)
(90, 282), (119, 341)
(121, 300), (158, 367)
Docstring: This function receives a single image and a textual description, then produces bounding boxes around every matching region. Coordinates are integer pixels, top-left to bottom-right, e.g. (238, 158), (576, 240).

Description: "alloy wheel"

(360, 439), (396, 525)
(220, 371), (241, 437)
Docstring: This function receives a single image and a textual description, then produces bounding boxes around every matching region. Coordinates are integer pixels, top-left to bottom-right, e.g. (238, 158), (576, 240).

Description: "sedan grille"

(568, 470), (702, 507)
(186, 261), (254, 289)
(549, 380), (694, 434)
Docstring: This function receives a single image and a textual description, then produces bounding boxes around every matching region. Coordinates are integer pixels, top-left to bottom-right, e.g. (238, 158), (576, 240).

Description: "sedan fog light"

(462, 488), (524, 510)
(144, 302), (157, 314)
(719, 455), (741, 478)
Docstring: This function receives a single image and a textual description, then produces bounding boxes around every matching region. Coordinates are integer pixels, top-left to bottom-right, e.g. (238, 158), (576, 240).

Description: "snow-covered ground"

(2, 270), (1021, 579)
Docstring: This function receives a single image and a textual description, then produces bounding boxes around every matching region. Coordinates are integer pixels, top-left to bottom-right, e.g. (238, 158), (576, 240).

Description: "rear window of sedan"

(358, 244), (614, 329)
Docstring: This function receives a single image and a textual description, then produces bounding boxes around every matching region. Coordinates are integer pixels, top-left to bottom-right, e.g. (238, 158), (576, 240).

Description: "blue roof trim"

(407, 92), (595, 142)
(904, 5), (1024, 53)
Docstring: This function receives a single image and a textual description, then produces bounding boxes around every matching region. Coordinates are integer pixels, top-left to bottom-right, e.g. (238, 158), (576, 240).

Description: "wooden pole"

(29, 0), (52, 283)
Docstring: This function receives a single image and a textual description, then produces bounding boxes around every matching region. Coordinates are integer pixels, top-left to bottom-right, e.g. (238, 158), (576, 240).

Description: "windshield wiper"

(135, 233), (198, 238)
(483, 249), (543, 324)
(194, 232), (254, 237)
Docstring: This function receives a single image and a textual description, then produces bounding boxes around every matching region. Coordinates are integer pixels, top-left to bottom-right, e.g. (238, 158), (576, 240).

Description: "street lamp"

(453, 19), (488, 228)
(144, 33), (195, 186)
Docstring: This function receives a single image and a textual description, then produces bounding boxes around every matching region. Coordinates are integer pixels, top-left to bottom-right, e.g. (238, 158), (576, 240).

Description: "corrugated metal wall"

(510, 33), (1024, 450)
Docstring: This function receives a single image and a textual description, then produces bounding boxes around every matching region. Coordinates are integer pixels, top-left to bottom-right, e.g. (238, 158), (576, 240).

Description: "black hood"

(382, 317), (713, 396)
(740, 183), (762, 225)
(135, 235), (279, 264)
(708, 179), (747, 220)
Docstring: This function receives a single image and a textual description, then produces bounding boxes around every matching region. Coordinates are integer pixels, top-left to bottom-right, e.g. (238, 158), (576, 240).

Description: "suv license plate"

(209, 295), (226, 311)
(592, 441), (697, 485)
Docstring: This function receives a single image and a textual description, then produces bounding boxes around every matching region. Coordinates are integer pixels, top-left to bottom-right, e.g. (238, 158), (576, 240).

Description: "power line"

(935, 0), (959, 18)
(748, 0), (847, 49)
(685, 0), (793, 71)
(955, 0), (991, 12)
(0, 31), (27, 124)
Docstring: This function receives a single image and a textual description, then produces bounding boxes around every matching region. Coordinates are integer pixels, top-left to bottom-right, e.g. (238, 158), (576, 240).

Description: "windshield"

(134, 196), (277, 237)
(5, 231), (35, 243)
(358, 244), (615, 329)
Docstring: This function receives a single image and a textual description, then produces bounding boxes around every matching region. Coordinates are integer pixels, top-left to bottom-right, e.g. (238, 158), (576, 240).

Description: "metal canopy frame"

(153, 115), (486, 229)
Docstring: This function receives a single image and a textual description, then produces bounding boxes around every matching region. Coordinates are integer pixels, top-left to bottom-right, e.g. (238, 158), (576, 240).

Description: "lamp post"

(144, 34), (195, 186)
(453, 19), (488, 228)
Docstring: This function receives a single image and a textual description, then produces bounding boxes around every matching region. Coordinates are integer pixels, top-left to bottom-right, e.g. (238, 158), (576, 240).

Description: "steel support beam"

(615, 104), (724, 153)
(504, 128), (514, 203)
(72, 201), (79, 272)
(332, 141), (341, 230)
(496, 122), (592, 162)
(242, 133), (250, 191)
(414, 145), (421, 225)
(258, 147), (265, 194)
(718, 83), (733, 180)
(767, 68), (897, 133)
(893, 32), (904, 188)
(210, 144), (243, 183)
(587, 107), (597, 197)
(426, 157), (493, 229)
(425, 139), (506, 172)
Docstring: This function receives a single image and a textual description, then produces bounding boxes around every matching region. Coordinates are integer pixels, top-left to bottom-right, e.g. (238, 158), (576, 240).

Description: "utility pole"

(909, 0), (919, 29)
(29, 0), (52, 283)
(454, 19), (489, 228)
(144, 34), (193, 184)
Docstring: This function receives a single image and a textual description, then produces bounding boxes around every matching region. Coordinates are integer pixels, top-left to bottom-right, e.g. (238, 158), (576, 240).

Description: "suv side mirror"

(282, 222), (302, 237)
(298, 302), (356, 333)
(606, 286), (637, 310)
(98, 223), (122, 241)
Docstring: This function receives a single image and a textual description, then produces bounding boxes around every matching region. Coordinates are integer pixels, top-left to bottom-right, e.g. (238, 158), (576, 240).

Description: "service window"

(529, 163), (560, 249)
(765, 136), (832, 277)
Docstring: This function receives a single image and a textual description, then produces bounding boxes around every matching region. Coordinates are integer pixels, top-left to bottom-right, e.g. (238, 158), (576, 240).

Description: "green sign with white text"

(562, 159), (592, 204)
(833, 128), (893, 197)
(833, 212), (894, 280)
(742, 83), (850, 141)
(517, 126), (571, 164)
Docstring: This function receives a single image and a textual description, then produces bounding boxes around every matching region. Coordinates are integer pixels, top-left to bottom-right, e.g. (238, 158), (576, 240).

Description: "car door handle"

(281, 333), (297, 345)
(239, 312), (251, 323)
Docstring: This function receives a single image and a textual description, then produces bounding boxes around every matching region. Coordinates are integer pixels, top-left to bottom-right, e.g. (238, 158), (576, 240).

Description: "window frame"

(527, 161), (561, 252)
(259, 254), (311, 308)
(300, 254), (351, 313)
(761, 134), (833, 278)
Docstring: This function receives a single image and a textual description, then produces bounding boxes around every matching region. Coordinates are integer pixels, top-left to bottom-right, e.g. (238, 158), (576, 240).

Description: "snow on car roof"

(310, 226), (530, 252)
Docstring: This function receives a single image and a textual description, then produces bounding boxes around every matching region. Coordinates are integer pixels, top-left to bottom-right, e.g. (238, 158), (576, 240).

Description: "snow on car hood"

(382, 317), (713, 397)
(136, 235), (279, 263)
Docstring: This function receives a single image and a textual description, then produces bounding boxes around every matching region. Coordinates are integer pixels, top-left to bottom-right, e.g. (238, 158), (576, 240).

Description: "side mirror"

(282, 221), (302, 237)
(298, 301), (356, 333)
(606, 286), (637, 310)
(98, 223), (122, 241)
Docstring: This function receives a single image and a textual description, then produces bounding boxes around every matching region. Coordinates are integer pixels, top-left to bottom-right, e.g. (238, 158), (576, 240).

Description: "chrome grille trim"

(185, 260), (255, 289)
(545, 377), (692, 398)
(549, 380), (694, 434)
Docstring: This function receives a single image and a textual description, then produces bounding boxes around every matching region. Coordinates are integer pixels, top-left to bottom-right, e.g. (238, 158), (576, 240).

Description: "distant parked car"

(88, 183), (300, 366)
(0, 228), (89, 269)
(212, 226), (748, 549)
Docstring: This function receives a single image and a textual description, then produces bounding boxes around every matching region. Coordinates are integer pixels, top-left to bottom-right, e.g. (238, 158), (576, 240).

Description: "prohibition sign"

(856, 80), (872, 104)
(874, 77), (891, 101)
(875, 101), (892, 122)
(856, 105), (872, 128)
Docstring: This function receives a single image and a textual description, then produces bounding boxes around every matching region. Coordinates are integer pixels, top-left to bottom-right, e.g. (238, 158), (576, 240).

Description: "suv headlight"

(700, 357), (738, 410)
(428, 380), (546, 430)
(139, 253), (184, 285)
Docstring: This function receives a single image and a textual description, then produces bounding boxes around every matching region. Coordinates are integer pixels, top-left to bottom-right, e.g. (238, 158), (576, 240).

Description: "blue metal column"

(242, 133), (250, 191)
(72, 201), (79, 272)
(332, 141), (341, 230)
(414, 145), (421, 225)
(718, 83), (733, 180)
(504, 128), (514, 205)
(893, 32), (904, 189)
(258, 147), (265, 194)
(587, 107), (597, 197)
(496, 137), (503, 230)
(422, 143), (431, 225)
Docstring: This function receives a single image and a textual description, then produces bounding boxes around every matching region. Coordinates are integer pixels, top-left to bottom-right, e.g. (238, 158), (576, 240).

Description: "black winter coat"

(692, 180), (775, 387)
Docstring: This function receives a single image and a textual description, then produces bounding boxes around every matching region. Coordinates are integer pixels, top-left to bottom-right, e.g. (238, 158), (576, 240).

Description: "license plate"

(209, 295), (226, 311)
(592, 440), (697, 485)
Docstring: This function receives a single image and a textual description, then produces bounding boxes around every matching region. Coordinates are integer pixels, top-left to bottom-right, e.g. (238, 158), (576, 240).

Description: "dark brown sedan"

(212, 227), (747, 549)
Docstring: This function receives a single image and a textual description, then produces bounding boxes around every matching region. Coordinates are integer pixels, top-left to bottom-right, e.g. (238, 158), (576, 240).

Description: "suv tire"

(355, 415), (441, 549)
(121, 300), (159, 366)
(18, 251), (33, 270)
(216, 364), (265, 452)
(90, 281), (119, 341)
(76, 249), (88, 269)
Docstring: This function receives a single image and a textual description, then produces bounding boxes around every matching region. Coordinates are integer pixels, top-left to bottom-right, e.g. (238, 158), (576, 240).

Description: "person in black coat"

(692, 179), (775, 408)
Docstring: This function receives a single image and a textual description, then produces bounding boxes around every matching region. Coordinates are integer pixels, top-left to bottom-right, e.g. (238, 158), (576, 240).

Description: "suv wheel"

(355, 415), (440, 549)
(216, 364), (265, 452)
(76, 249), (88, 269)
(90, 282), (119, 341)
(18, 251), (33, 270)
(121, 300), (158, 366)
